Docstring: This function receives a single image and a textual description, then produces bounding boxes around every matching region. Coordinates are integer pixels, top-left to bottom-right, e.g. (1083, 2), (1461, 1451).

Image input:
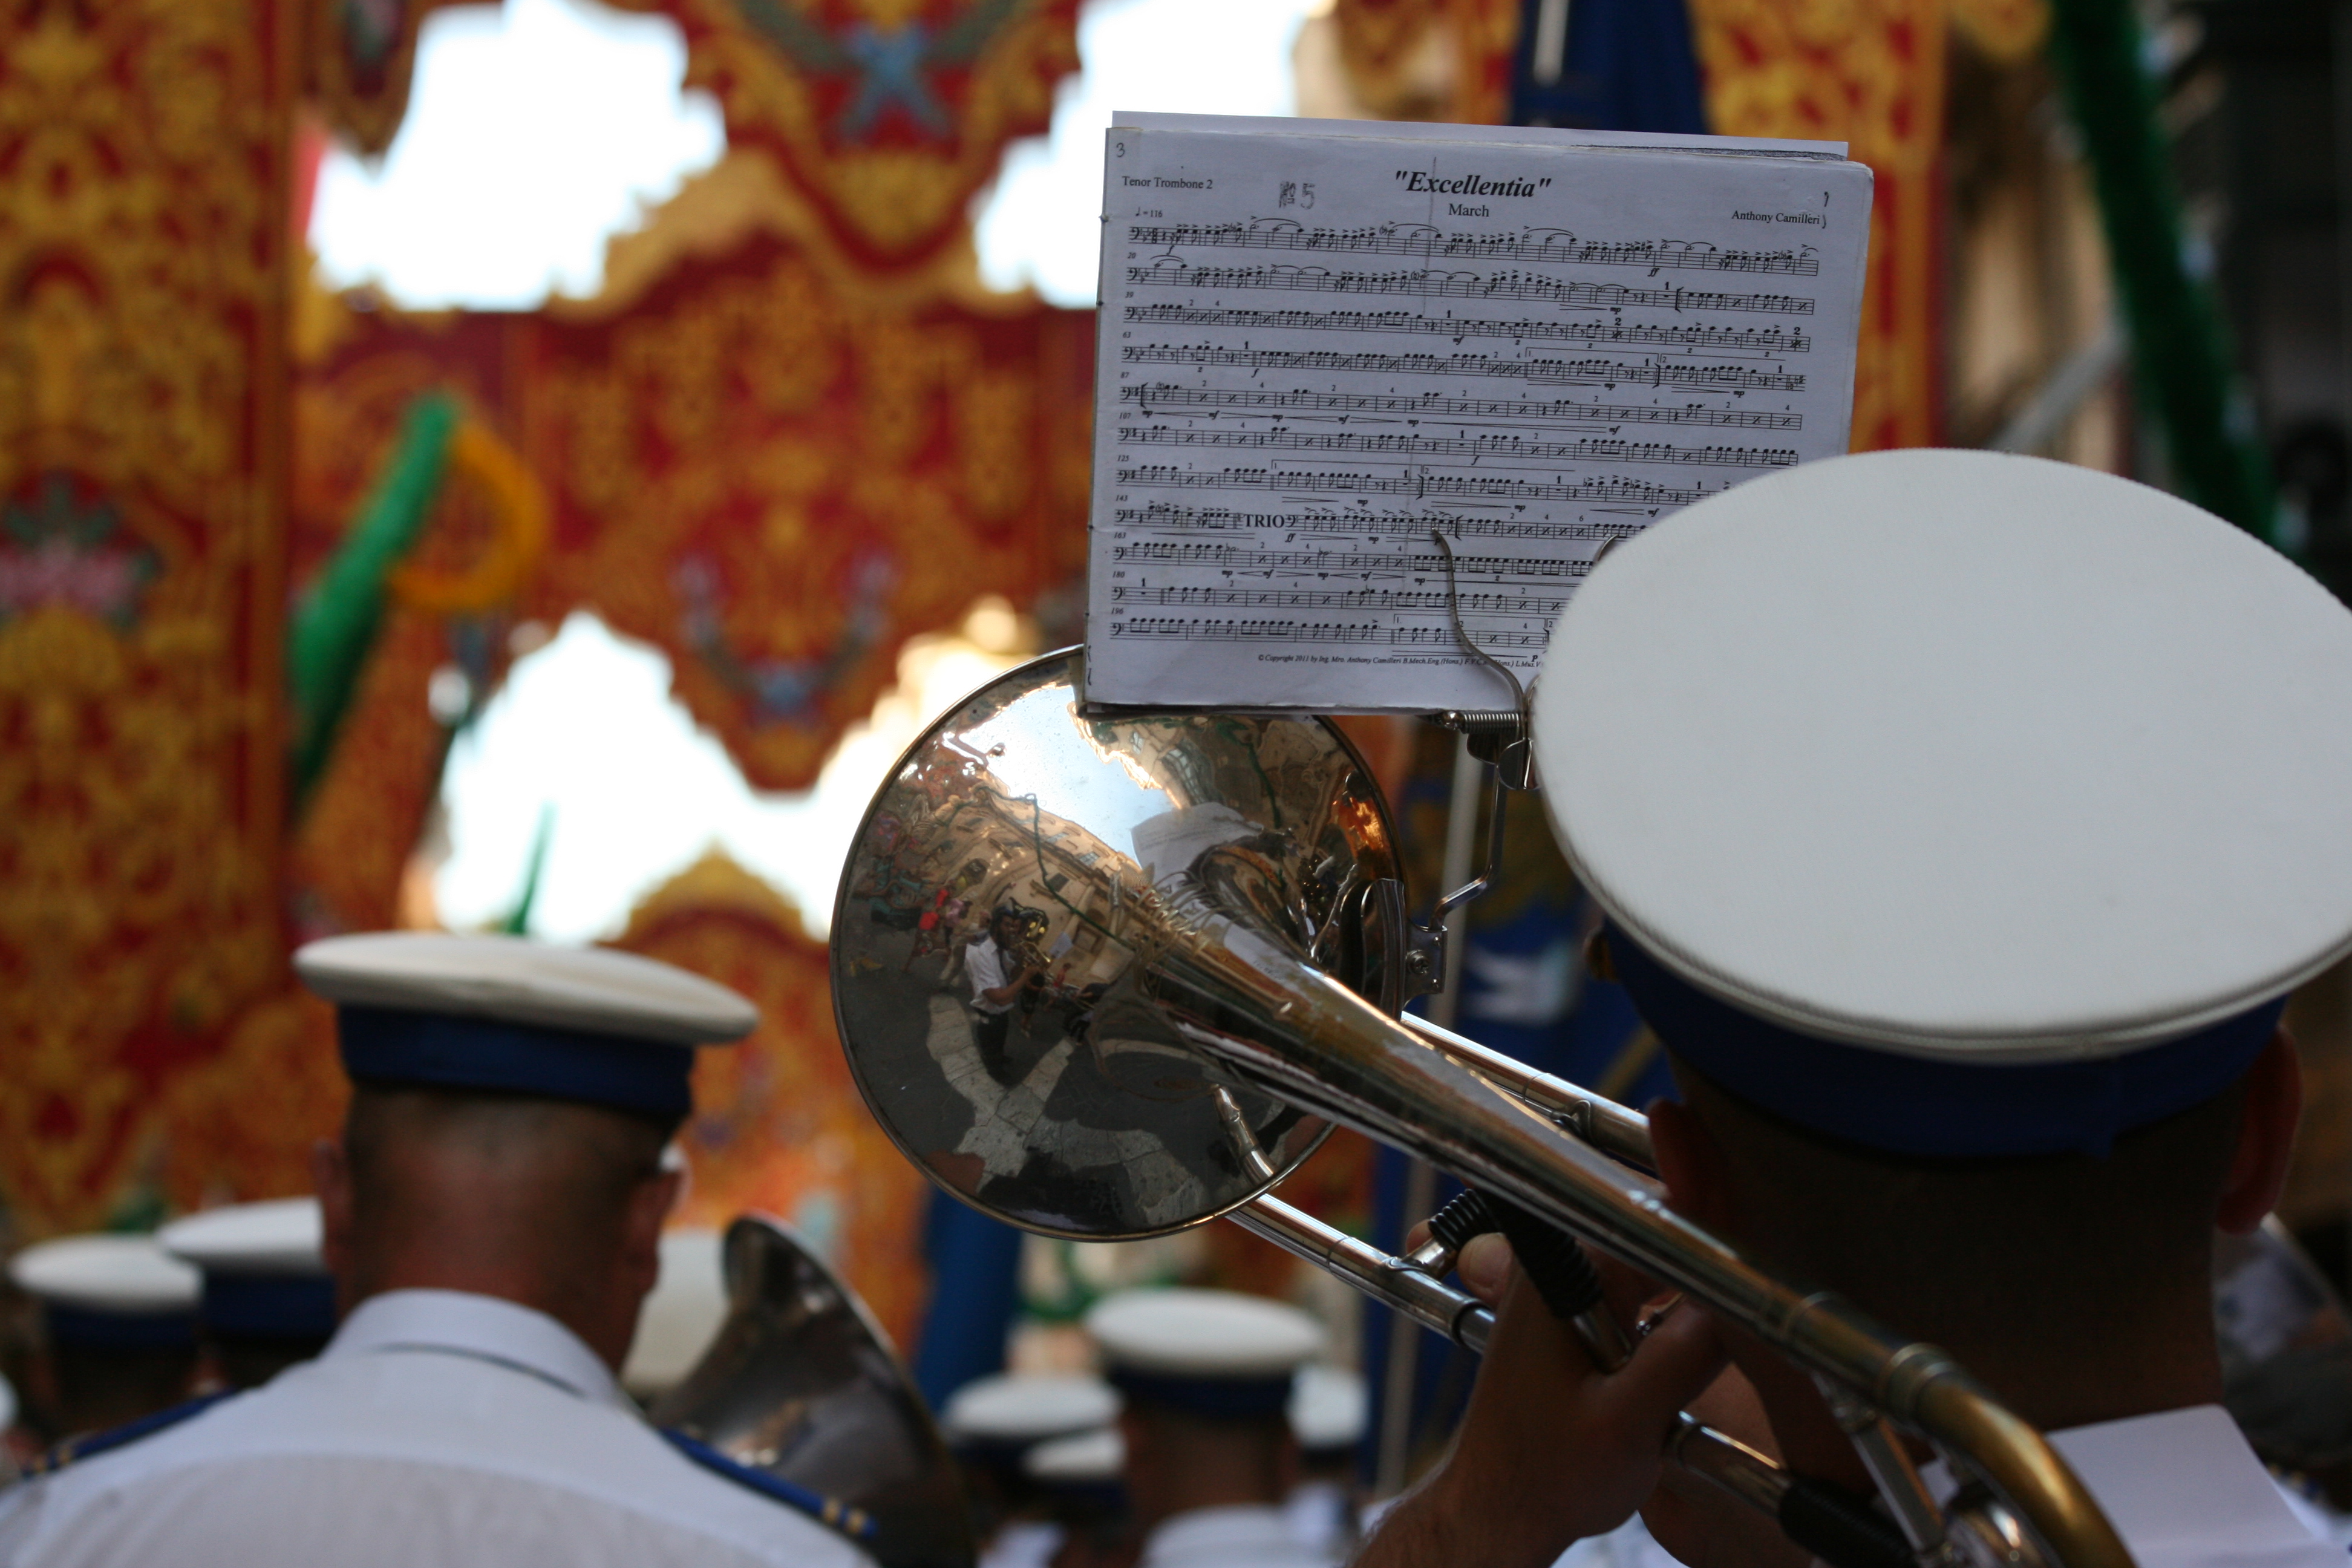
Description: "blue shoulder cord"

(23, 1390), (240, 1477)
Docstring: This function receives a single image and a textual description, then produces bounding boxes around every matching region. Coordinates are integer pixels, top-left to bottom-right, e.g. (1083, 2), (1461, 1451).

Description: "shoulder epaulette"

(656, 1427), (877, 1545)
(23, 1390), (239, 1478)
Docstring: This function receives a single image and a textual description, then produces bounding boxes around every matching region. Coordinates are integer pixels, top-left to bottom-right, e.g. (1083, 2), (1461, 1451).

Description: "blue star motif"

(839, 23), (951, 141)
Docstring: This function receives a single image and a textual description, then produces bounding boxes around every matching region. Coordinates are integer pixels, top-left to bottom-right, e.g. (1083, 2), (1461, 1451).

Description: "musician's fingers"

(1459, 1232), (1515, 1304)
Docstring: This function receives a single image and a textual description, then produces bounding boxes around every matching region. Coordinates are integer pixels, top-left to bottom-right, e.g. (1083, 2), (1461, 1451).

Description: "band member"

(1358, 449), (2352, 1568)
(941, 1373), (1121, 1568)
(5, 1236), (199, 1442)
(0, 933), (874, 1567)
(1282, 1366), (1364, 1560)
(967, 905), (1043, 1082)
(1025, 1427), (1134, 1568)
(159, 1198), (336, 1391)
(1087, 1287), (1334, 1568)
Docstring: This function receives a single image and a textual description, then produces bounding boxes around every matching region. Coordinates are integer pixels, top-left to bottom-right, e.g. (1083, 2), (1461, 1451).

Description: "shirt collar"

(325, 1288), (630, 1411)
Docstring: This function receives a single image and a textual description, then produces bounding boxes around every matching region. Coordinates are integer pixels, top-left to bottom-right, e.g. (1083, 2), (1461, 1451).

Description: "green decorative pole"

(2045, 0), (2278, 539)
(500, 806), (555, 936)
(286, 392), (460, 811)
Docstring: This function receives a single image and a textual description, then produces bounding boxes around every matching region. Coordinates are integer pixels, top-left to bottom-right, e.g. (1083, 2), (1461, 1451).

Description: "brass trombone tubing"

(1232, 1194), (1492, 1353)
(1231, 1192), (1873, 1540)
(1156, 927), (2134, 1568)
(1399, 1013), (1657, 1172)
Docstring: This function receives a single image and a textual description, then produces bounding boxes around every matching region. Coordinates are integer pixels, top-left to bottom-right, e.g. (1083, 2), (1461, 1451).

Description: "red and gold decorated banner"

(615, 853), (932, 1347)
(290, 231), (1093, 797)
(0, 0), (299, 1232)
(626, 0), (1083, 272)
(1331, 0), (1520, 124)
(1687, 0), (1948, 450)
(1330, 0), (1965, 450)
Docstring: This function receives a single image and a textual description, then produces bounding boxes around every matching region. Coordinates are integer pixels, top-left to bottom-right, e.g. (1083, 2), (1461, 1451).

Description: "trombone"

(830, 649), (2132, 1568)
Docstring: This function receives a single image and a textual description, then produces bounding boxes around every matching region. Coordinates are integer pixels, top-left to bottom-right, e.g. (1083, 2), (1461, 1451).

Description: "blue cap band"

(1108, 1368), (1295, 1419)
(201, 1274), (338, 1341)
(1035, 1476), (1128, 1509)
(45, 1305), (197, 1350)
(338, 1006), (695, 1119)
(1605, 923), (2284, 1158)
(950, 1434), (1054, 1468)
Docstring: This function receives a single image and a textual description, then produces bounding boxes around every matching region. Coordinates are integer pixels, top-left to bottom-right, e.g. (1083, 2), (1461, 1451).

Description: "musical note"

(1124, 221), (1823, 276)
(1113, 583), (1570, 615)
(1122, 263), (1818, 315)
(1117, 426), (1797, 469)
(1117, 384), (1803, 430)
(1125, 305), (1812, 355)
(1112, 504), (1642, 543)
(1111, 540), (1602, 577)
(1116, 465), (1708, 506)
(1106, 615), (1557, 647)
(1119, 344), (1808, 393)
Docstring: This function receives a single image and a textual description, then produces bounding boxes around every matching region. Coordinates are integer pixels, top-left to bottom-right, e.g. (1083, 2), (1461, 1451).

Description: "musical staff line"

(1120, 425), (1796, 470)
(1112, 505), (1641, 542)
(1126, 305), (1811, 355)
(1117, 384), (1802, 431)
(1121, 345), (1806, 393)
(1112, 541), (1601, 577)
(1126, 223), (1822, 276)
(1112, 584), (1567, 615)
(1107, 616), (1553, 647)
(1126, 263), (1816, 315)
(1120, 465), (1707, 506)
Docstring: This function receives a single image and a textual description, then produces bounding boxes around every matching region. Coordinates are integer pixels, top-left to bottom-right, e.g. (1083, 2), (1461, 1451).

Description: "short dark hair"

(341, 1086), (674, 1302)
(1669, 1056), (2246, 1354)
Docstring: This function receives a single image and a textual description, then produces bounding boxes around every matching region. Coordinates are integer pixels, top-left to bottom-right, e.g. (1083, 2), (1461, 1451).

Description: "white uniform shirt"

(1138, 1503), (1336, 1568)
(967, 939), (1014, 1014)
(978, 1518), (1062, 1568)
(1552, 1404), (2341, 1568)
(0, 1289), (872, 1568)
(1284, 1479), (1354, 1559)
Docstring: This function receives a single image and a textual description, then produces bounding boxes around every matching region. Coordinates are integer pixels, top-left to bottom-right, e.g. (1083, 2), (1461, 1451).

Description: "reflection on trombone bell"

(831, 648), (2133, 1568)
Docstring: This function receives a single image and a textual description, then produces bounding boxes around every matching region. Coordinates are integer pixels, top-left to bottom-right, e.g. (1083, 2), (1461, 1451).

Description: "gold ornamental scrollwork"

(0, 0), (293, 1232)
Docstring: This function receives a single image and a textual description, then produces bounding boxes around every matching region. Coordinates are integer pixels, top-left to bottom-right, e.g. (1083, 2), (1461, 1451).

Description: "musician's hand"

(1637, 1364), (1811, 1568)
(1356, 1236), (1725, 1568)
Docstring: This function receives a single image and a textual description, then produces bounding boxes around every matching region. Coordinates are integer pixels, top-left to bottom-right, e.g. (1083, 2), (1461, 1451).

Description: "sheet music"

(1083, 119), (1872, 712)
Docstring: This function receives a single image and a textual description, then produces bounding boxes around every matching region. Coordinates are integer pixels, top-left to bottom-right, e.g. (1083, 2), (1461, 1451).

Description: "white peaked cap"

(1086, 1289), (1325, 1379)
(1025, 1426), (1124, 1483)
(1538, 449), (2352, 1060)
(1289, 1364), (1367, 1449)
(159, 1198), (325, 1276)
(296, 932), (756, 1045)
(9, 1235), (200, 1313)
(943, 1373), (1122, 1444)
(622, 1229), (729, 1399)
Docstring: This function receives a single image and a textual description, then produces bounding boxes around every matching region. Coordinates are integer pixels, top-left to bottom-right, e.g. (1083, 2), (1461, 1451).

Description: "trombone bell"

(649, 1216), (975, 1568)
(830, 648), (1400, 1240)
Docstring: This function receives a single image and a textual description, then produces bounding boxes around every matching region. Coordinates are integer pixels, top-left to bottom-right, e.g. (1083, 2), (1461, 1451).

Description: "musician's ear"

(1646, 1095), (1734, 1233)
(2217, 1028), (2301, 1235)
